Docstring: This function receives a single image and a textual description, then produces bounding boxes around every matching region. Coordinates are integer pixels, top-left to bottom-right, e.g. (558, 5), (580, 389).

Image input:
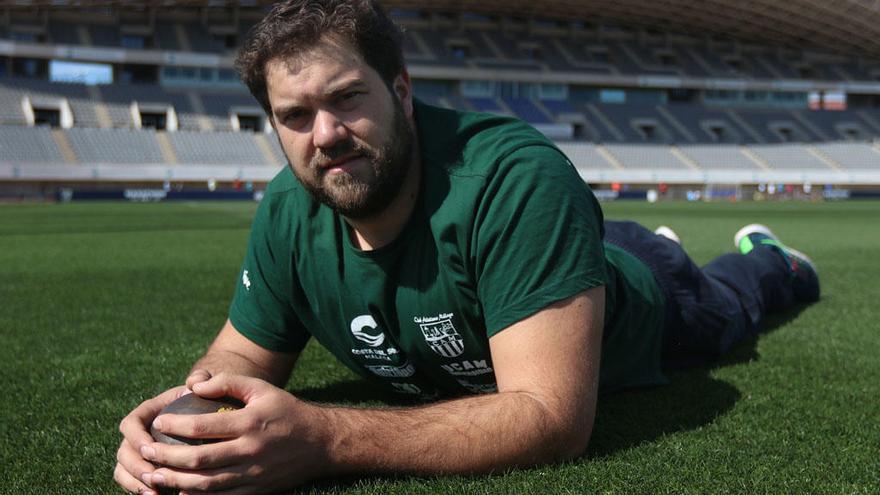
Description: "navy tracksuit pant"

(603, 220), (797, 366)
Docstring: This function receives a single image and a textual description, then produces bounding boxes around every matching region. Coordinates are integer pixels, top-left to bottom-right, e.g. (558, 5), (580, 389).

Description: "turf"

(1, 200), (878, 494)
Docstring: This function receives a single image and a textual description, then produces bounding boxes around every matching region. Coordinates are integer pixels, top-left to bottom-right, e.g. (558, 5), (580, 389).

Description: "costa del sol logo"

(350, 314), (385, 347)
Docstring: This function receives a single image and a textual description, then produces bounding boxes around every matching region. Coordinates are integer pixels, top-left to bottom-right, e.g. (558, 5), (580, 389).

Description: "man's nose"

(312, 109), (348, 149)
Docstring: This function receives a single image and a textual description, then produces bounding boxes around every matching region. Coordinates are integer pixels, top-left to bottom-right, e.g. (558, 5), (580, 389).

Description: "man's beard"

(290, 100), (414, 220)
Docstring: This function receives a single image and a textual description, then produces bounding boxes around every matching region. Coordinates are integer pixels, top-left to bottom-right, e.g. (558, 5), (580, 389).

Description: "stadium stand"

(604, 144), (691, 169)
(198, 91), (266, 131)
(47, 21), (79, 45)
(503, 97), (553, 124)
(815, 143), (880, 169)
(168, 130), (273, 165)
(556, 143), (619, 170)
(0, 2), (878, 189)
(678, 145), (763, 170)
(0, 126), (66, 163)
(663, 104), (746, 144)
(89, 24), (120, 47)
(0, 84), (28, 125)
(66, 127), (166, 164)
(748, 144), (835, 170)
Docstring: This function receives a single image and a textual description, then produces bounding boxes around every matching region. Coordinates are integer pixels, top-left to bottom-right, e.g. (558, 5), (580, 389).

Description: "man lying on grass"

(114, 1), (821, 493)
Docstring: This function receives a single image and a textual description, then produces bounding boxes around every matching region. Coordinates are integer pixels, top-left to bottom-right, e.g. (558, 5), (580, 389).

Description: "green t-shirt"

(229, 100), (665, 398)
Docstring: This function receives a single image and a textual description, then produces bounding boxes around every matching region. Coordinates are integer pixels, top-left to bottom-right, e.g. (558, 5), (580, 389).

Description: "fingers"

(114, 440), (157, 495)
(115, 386), (187, 494)
(191, 373), (269, 403)
(141, 437), (254, 471)
(186, 369), (212, 390)
(153, 405), (254, 442)
(147, 464), (254, 494)
(114, 461), (156, 495)
(181, 487), (254, 495)
(120, 386), (189, 448)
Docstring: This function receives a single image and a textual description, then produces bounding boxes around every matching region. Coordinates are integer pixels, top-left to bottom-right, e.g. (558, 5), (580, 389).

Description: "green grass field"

(1, 200), (878, 494)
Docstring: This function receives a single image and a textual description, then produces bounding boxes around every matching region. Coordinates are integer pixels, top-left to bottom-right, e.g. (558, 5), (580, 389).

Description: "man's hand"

(137, 374), (331, 494)
(115, 370), (215, 495)
(114, 385), (189, 495)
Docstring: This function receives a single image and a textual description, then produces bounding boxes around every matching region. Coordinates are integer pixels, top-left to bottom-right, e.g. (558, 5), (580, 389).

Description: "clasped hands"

(115, 372), (332, 494)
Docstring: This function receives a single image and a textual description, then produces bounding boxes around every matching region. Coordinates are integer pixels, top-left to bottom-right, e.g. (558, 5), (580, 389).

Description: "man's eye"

(283, 111), (307, 125)
(338, 91), (362, 103)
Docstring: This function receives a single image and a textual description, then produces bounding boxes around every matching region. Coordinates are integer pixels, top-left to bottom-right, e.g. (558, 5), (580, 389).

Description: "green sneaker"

(734, 224), (820, 303)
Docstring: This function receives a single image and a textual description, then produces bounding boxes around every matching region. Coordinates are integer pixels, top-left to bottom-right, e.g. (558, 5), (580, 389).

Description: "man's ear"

(392, 68), (414, 117)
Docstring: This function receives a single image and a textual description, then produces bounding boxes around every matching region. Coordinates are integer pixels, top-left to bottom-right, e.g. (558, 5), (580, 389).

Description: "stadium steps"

(831, 65), (854, 81)
(187, 92), (214, 131)
(739, 147), (773, 170)
(407, 30), (437, 60)
(594, 145), (625, 170)
(550, 39), (579, 68)
(77, 25), (91, 45)
(550, 39), (618, 74)
(725, 110), (767, 143)
(684, 47), (720, 77)
(495, 98), (514, 116)
(789, 110), (831, 141)
(480, 32), (505, 59)
(816, 143), (880, 169)
(86, 85), (113, 128)
(585, 104), (626, 142)
(655, 105), (698, 143)
(755, 56), (785, 79)
(805, 146), (844, 172)
(856, 110), (880, 134)
(669, 146), (702, 171)
(532, 100), (559, 124)
(253, 133), (282, 166)
(618, 43), (681, 76)
(52, 130), (78, 164)
(155, 132), (179, 164)
(175, 24), (192, 52)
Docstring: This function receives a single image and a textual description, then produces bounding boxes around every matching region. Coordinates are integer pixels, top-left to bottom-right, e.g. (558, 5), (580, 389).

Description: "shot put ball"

(150, 394), (243, 446)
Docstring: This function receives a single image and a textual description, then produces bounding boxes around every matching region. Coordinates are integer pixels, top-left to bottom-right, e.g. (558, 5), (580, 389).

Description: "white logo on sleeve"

(350, 315), (385, 347)
(242, 270), (251, 291)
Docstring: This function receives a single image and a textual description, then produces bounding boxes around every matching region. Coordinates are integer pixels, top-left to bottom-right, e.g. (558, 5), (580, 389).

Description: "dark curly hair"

(235, 0), (405, 116)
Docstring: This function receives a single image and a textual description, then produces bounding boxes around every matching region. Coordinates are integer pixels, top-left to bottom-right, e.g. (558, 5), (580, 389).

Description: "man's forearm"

(316, 390), (592, 477)
(188, 320), (298, 387)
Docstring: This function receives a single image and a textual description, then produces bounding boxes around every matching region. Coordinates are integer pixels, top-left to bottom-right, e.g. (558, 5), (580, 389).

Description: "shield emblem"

(419, 318), (465, 358)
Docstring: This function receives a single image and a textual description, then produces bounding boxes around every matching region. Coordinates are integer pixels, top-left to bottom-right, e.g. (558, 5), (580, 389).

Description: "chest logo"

(415, 313), (465, 358)
(350, 315), (385, 347)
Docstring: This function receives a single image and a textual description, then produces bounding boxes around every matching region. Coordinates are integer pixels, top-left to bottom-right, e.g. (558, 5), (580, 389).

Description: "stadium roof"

(6, 0), (880, 57)
(384, 0), (880, 57)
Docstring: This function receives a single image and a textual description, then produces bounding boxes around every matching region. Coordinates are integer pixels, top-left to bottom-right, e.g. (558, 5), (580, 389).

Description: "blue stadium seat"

(502, 98), (552, 124)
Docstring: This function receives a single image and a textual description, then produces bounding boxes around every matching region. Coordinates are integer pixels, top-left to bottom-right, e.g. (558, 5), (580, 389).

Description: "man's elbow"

(549, 415), (593, 462)
(525, 393), (595, 463)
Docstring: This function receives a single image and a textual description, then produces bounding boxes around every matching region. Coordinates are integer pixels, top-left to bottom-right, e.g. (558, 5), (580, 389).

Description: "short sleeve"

(473, 145), (607, 337)
(228, 196), (310, 352)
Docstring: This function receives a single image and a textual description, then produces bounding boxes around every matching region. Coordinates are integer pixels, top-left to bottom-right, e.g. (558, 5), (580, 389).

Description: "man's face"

(266, 39), (415, 220)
